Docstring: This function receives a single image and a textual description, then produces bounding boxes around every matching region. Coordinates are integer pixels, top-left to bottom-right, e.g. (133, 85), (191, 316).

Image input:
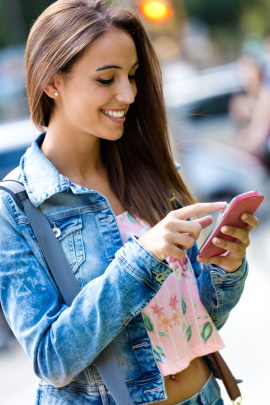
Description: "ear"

(44, 74), (62, 99)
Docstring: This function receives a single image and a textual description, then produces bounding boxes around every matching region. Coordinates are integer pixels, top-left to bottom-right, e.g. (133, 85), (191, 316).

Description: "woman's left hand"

(197, 212), (259, 272)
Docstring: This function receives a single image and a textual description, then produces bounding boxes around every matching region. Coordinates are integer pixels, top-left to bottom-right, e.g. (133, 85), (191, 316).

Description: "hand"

(138, 202), (227, 261)
(197, 212), (259, 272)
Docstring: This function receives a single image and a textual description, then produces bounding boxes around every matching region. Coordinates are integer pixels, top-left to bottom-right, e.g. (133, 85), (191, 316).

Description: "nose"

(115, 79), (137, 104)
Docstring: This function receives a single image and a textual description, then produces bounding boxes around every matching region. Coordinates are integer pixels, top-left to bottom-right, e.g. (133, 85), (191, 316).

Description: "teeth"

(103, 110), (125, 118)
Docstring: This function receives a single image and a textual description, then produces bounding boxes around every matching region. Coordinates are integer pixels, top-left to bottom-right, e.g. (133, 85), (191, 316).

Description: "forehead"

(79, 30), (138, 70)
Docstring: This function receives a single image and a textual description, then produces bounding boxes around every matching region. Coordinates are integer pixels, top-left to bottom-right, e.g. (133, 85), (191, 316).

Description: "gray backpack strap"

(0, 180), (133, 405)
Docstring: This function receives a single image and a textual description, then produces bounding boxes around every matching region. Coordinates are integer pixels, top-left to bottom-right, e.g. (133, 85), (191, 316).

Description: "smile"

(101, 109), (126, 118)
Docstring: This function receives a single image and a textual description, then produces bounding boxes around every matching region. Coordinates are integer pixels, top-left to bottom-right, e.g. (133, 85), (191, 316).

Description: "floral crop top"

(116, 211), (225, 376)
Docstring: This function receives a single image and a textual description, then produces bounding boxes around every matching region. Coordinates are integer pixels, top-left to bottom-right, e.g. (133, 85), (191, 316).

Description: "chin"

(104, 131), (124, 142)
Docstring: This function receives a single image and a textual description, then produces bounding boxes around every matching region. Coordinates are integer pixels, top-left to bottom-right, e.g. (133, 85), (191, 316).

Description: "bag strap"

(0, 180), (133, 405)
(210, 352), (242, 404)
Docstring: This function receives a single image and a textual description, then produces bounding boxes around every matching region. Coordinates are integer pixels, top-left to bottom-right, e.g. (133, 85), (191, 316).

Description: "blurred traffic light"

(138, 0), (173, 23)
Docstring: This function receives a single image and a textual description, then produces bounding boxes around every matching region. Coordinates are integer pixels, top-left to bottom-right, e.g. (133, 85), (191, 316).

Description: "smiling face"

(49, 29), (139, 142)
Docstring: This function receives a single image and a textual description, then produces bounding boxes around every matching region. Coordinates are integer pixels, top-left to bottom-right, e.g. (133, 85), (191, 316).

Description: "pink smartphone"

(199, 190), (265, 258)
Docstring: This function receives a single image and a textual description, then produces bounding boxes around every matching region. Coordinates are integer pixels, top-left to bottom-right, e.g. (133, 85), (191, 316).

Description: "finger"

(170, 232), (196, 251)
(193, 215), (213, 230)
(220, 225), (250, 246)
(197, 254), (242, 273)
(174, 202), (227, 221)
(167, 245), (186, 260)
(241, 213), (259, 231)
(212, 236), (247, 255)
(174, 220), (202, 240)
(165, 216), (202, 235)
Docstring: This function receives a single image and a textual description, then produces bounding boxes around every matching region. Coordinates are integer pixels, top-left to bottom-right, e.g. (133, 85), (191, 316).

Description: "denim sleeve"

(0, 192), (172, 387)
(187, 243), (248, 330)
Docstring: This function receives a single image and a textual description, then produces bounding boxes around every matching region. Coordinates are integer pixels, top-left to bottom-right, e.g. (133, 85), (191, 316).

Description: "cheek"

(132, 82), (137, 98)
(74, 94), (97, 116)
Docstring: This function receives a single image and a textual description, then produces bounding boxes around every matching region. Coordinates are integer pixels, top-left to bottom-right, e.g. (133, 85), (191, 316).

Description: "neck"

(41, 125), (104, 184)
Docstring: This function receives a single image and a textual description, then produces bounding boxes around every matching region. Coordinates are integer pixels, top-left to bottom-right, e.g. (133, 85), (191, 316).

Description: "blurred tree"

(181, 0), (270, 32)
(180, 0), (270, 61)
(0, 0), (52, 48)
(0, 0), (27, 47)
(20, 0), (53, 30)
(182, 0), (241, 27)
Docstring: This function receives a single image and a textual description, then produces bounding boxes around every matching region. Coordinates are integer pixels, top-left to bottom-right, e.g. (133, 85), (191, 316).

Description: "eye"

(128, 74), (136, 81)
(97, 78), (114, 85)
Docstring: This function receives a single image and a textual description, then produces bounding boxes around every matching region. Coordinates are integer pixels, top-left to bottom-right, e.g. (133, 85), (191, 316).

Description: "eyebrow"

(96, 61), (139, 71)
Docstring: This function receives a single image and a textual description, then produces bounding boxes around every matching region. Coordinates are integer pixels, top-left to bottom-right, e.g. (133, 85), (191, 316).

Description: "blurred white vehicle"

(0, 117), (38, 178)
(164, 63), (269, 215)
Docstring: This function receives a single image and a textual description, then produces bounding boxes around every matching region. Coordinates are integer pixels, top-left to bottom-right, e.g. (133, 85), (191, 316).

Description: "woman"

(0, 1), (257, 404)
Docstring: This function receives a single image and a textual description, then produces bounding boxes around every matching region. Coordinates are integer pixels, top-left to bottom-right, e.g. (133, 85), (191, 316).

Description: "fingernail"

(221, 226), (228, 232)
(213, 237), (220, 244)
(242, 214), (248, 220)
(219, 202), (227, 207)
(196, 256), (202, 261)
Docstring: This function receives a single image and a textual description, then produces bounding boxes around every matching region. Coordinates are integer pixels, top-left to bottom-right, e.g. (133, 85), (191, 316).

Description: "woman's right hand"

(138, 202), (227, 261)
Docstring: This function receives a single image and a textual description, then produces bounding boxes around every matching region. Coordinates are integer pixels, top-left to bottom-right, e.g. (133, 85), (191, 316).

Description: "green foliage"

(186, 325), (192, 341)
(181, 295), (187, 315)
(153, 345), (166, 363)
(200, 321), (213, 343)
(158, 331), (168, 337)
(182, 0), (241, 27)
(142, 313), (154, 332)
(0, 0), (52, 48)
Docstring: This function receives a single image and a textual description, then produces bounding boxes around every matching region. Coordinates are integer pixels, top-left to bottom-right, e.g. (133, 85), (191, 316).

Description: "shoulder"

(3, 166), (22, 182)
(0, 166), (24, 224)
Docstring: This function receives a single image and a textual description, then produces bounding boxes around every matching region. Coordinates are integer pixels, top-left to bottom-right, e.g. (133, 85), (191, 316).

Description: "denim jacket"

(0, 134), (248, 405)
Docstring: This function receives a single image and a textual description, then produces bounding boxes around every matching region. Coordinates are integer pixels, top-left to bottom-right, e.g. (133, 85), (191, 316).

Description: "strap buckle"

(232, 396), (242, 405)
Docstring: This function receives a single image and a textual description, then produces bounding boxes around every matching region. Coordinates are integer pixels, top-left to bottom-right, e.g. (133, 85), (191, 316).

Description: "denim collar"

(20, 133), (93, 207)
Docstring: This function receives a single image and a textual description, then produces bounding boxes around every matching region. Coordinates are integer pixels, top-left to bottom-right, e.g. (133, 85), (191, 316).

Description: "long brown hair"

(25, 0), (195, 225)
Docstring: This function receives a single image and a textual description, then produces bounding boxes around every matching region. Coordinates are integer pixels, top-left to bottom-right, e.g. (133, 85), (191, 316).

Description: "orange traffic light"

(139, 0), (173, 23)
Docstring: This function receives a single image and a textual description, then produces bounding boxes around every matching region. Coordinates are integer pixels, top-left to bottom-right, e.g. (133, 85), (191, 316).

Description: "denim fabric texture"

(174, 373), (224, 405)
(0, 134), (248, 404)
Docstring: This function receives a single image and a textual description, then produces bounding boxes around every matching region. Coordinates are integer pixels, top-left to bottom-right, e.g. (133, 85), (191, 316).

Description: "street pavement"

(0, 221), (269, 405)
(217, 222), (270, 404)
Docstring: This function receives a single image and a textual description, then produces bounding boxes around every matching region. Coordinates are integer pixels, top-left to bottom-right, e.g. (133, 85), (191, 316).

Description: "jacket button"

(156, 273), (166, 282)
(52, 223), (61, 238)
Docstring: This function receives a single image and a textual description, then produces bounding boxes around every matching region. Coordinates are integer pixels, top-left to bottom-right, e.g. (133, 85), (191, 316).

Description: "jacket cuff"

(115, 236), (173, 292)
(203, 257), (248, 285)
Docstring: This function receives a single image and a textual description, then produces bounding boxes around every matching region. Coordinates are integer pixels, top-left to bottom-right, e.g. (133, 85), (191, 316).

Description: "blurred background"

(0, 0), (270, 404)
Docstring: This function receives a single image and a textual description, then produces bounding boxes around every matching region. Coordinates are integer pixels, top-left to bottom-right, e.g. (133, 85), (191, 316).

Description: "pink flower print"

(169, 295), (179, 311)
(182, 258), (193, 275)
(171, 262), (182, 281)
(171, 310), (181, 326)
(168, 257), (179, 264)
(158, 315), (173, 332)
(151, 304), (165, 318)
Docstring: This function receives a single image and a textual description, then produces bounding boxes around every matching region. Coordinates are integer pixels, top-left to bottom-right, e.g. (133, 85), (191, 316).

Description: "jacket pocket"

(29, 214), (86, 274)
(51, 216), (85, 274)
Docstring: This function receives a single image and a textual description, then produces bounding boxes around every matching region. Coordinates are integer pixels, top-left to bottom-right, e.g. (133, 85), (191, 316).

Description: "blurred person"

(229, 54), (270, 171)
(229, 55), (263, 129)
(0, 1), (259, 404)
